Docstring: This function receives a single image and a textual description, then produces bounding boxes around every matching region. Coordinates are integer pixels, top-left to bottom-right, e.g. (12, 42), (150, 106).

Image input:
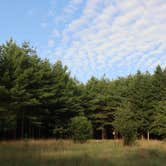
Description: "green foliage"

(0, 40), (83, 139)
(83, 76), (116, 139)
(151, 101), (166, 138)
(112, 101), (138, 145)
(0, 39), (166, 140)
(129, 71), (154, 138)
(70, 116), (92, 143)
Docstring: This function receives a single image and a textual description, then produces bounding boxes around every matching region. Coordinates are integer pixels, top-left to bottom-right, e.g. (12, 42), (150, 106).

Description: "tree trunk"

(141, 134), (144, 140)
(29, 122), (31, 138)
(39, 127), (40, 138)
(13, 128), (16, 140)
(32, 127), (34, 139)
(147, 130), (150, 141)
(21, 111), (24, 139)
(101, 128), (106, 139)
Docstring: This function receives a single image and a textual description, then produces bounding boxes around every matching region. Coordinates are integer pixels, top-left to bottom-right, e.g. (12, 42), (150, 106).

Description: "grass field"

(0, 139), (166, 166)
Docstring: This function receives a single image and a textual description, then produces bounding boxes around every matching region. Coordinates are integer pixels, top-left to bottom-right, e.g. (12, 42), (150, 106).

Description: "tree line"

(0, 40), (166, 140)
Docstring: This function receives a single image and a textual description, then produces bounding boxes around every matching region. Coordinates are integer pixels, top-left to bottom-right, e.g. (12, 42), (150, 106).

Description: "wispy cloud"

(48, 0), (166, 82)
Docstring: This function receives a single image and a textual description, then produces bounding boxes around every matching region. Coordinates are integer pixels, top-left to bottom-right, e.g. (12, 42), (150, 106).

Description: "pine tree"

(112, 101), (138, 145)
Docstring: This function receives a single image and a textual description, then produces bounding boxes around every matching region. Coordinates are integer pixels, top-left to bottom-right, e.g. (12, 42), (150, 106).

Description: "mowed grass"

(0, 139), (166, 166)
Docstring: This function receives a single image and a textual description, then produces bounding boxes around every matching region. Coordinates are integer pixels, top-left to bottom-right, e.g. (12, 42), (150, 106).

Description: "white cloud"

(48, 0), (166, 81)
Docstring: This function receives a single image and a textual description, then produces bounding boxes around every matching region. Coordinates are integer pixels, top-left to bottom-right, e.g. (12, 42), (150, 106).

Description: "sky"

(0, 0), (166, 82)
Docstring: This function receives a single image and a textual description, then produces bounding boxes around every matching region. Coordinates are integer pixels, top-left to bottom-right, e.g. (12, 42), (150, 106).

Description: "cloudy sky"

(0, 0), (166, 82)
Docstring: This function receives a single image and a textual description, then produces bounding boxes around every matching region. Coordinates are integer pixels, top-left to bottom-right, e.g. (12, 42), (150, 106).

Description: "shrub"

(70, 116), (92, 143)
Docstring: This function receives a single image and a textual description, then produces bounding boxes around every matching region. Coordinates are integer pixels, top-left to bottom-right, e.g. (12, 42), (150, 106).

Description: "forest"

(0, 39), (166, 140)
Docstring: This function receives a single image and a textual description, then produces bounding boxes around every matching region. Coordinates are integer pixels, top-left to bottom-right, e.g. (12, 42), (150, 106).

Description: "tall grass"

(0, 139), (165, 166)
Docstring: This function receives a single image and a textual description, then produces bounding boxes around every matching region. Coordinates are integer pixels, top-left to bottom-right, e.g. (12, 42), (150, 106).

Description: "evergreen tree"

(112, 101), (138, 145)
(0, 39), (165, 140)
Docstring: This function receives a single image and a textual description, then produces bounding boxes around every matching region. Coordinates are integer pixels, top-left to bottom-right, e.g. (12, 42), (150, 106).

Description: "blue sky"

(0, 0), (166, 82)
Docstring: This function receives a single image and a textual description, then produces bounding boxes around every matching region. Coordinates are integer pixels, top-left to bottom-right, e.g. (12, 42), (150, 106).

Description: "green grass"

(0, 139), (166, 166)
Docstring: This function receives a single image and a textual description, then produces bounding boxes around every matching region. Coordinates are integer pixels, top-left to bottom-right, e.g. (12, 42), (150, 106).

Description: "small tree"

(70, 116), (92, 143)
(112, 101), (138, 146)
(151, 100), (166, 139)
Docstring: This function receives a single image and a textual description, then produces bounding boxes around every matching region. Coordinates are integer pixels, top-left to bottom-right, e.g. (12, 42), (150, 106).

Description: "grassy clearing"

(0, 139), (166, 166)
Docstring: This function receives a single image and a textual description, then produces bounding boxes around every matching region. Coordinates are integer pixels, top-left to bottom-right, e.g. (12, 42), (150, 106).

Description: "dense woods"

(0, 40), (166, 140)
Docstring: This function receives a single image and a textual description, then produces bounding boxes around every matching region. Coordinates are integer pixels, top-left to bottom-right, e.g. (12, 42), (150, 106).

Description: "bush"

(70, 116), (92, 143)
